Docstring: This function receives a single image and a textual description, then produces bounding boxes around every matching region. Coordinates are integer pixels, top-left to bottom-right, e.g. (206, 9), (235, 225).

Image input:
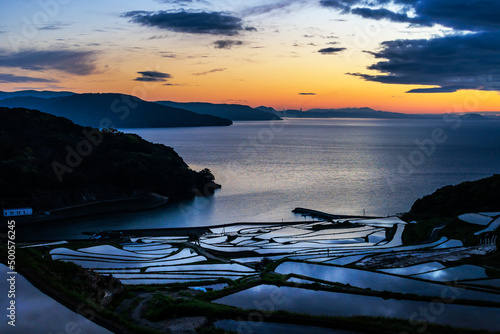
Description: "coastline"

(10, 193), (169, 226)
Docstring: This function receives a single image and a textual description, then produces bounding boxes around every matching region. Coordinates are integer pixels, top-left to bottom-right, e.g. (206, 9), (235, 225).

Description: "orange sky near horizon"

(1, 0), (499, 114)
(71, 67), (500, 114)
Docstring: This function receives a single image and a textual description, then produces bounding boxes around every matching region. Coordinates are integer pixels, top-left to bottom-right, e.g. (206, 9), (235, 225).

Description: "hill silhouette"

(0, 93), (232, 128)
(404, 174), (500, 220)
(259, 107), (494, 120)
(279, 107), (417, 119)
(0, 90), (75, 99)
(156, 101), (281, 121)
(256, 106), (280, 116)
(0, 107), (219, 212)
(0, 90), (76, 100)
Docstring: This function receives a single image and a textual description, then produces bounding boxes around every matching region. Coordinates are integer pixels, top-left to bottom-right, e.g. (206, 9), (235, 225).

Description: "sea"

(18, 117), (500, 240)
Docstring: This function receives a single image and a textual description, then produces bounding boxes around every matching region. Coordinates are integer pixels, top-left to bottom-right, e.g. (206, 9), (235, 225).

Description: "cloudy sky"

(0, 0), (499, 112)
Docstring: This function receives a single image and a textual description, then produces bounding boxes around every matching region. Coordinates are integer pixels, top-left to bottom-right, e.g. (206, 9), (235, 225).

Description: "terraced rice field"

(49, 215), (499, 288)
(50, 244), (257, 283)
(47, 212), (500, 329)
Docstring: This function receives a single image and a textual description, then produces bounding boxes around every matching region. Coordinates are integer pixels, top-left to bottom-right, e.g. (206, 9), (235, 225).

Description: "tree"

(199, 168), (215, 182)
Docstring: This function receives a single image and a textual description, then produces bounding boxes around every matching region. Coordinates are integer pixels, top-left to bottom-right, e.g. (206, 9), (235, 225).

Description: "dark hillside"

(156, 101), (281, 121)
(0, 107), (218, 212)
(404, 174), (500, 221)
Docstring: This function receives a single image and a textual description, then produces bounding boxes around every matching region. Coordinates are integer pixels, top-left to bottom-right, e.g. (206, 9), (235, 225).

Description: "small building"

(3, 208), (33, 217)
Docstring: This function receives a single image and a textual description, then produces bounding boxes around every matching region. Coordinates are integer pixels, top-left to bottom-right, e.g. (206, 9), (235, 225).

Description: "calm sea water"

(19, 118), (500, 240)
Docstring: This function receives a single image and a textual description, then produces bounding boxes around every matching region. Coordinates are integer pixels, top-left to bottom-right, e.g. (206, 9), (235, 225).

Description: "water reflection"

(17, 118), (500, 240)
(17, 195), (218, 241)
(214, 285), (500, 331)
(0, 265), (111, 334)
(214, 319), (356, 334)
(275, 262), (500, 303)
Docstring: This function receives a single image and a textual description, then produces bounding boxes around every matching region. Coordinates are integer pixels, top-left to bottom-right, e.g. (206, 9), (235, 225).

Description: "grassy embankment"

(0, 245), (160, 334)
(402, 174), (500, 246)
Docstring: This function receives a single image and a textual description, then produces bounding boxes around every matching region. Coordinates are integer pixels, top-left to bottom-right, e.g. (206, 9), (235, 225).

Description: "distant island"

(258, 106), (497, 120)
(0, 107), (219, 221)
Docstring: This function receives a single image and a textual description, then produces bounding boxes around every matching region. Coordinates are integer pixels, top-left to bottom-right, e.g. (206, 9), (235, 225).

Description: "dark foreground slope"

(156, 101), (282, 121)
(404, 174), (500, 221)
(0, 107), (218, 212)
(0, 93), (232, 128)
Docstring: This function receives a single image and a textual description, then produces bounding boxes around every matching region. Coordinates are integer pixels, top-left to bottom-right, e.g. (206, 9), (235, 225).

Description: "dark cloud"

(158, 0), (193, 2)
(214, 40), (244, 49)
(0, 73), (57, 83)
(406, 86), (472, 93)
(412, 0), (500, 31)
(351, 32), (500, 93)
(21, 65), (45, 71)
(134, 71), (171, 82)
(134, 77), (163, 82)
(123, 10), (253, 36)
(148, 34), (169, 40)
(163, 83), (191, 87)
(138, 71), (171, 79)
(156, 0), (209, 4)
(350, 7), (430, 26)
(318, 47), (346, 54)
(39, 22), (72, 30)
(192, 68), (226, 76)
(241, 1), (309, 16)
(320, 0), (427, 26)
(320, 1), (500, 93)
(320, 0), (500, 32)
(319, 0), (366, 11)
(0, 49), (98, 75)
(299, 92), (317, 95)
(159, 51), (177, 58)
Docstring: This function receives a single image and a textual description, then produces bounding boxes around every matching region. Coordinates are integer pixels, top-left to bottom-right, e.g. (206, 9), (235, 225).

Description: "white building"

(3, 208), (33, 217)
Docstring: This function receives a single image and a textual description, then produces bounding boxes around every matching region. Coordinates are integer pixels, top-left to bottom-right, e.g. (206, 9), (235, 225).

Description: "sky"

(0, 0), (499, 113)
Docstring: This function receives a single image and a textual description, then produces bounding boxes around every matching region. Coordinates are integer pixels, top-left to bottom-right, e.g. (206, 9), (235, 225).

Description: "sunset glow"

(1, 0), (499, 113)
